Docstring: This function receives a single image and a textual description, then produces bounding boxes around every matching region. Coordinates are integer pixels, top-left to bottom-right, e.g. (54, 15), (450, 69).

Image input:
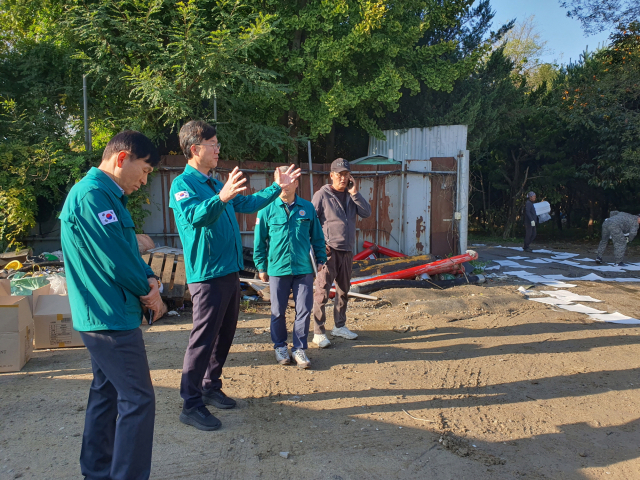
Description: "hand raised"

(219, 167), (247, 202)
(275, 164), (302, 188)
(347, 174), (358, 194)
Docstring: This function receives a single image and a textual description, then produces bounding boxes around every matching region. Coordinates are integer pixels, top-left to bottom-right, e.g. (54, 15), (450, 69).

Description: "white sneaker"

(312, 334), (331, 348)
(274, 346), (290, 365)
(331, 326), (358, 340)
(291, 349), (311, 369)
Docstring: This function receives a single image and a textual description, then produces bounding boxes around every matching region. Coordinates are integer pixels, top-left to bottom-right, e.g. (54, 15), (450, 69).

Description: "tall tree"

(560, 0), (640, 35)
(254, 0), (489, 162)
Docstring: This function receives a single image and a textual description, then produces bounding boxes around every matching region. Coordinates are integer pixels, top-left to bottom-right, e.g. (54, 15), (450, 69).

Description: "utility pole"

(83, 75), (91, 152)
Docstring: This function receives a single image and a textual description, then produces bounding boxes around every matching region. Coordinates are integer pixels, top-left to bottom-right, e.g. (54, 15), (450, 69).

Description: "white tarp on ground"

(519, 286), (640, 325)
(490, 245), (640, 324)
(587, 312), (640, 324)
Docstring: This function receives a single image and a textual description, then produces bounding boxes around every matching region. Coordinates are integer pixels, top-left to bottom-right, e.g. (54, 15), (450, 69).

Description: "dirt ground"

(2, 244), (640, 479)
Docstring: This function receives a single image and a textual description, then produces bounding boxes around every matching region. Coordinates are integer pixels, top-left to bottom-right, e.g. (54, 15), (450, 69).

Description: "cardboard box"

(0, 324), (34, 373)
(33, 291), (84, 349)
(0, 280), (36, 372)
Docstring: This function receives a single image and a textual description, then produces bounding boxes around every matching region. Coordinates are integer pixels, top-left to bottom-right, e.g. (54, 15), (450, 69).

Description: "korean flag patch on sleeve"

(174, 191), (190, 201)
(98, 210), (118, 225)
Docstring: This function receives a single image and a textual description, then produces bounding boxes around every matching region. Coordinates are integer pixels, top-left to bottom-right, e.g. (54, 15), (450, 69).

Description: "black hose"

(350, 275), (485, 294)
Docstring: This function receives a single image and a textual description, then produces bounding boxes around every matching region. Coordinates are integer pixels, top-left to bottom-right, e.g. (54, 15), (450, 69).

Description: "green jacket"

(170, 164), (281, 283)
(253, 195), (327, 277)
(60, 168), (154, 331)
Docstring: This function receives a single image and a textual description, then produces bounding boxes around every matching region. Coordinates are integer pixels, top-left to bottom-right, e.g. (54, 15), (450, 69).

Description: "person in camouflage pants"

(596, 212), (640, 265)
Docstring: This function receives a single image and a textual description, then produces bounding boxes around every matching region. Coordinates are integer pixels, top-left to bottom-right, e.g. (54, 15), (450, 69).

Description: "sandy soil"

(2, 249), (640, 479)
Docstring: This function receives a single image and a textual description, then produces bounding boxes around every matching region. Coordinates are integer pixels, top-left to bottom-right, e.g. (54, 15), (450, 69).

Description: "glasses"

(197, 142), (221, 150)
(334, 172), (350, 178)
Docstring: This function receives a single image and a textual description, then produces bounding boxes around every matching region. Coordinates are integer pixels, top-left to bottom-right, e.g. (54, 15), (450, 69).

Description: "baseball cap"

(527, 191), (536, 198)
(331, 158), (350, 173)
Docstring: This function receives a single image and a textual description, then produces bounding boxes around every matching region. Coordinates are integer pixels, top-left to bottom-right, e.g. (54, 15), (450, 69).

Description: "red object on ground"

(352, 246), (378, 261)
(362, 241), (406, 258)
(351, 250), (478, 285)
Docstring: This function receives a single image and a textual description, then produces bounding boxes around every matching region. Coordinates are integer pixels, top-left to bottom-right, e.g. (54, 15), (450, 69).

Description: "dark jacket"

(312, 184), (371, 252)
(524, 200), (537, 227)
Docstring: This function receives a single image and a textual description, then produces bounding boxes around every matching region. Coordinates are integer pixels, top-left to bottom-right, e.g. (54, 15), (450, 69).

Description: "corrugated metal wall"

(368, 125), (468, 160)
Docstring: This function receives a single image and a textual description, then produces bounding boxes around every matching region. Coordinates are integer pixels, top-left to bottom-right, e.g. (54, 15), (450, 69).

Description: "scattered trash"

(351, 275), (486, 295)
(166, 310), (180, 316)
(9, 276), (50, 295)
(279, 452), (290, 459)
(392, 325), (413, 333)
(402, 409), (434, 423)
(5, 260), (23, 271)
(47, 273), (67, 295)
(517, 286), (543, 296)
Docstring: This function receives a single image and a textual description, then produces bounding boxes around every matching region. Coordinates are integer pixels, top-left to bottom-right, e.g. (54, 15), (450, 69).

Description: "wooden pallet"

(141, 252), (187, 307)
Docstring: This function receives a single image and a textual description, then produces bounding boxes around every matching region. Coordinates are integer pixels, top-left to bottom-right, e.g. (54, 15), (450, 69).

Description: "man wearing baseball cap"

(311, 158), (371, 348)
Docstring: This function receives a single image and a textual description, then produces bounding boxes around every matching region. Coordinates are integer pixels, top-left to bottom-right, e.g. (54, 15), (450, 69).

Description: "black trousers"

(79, 328), (155, 480)
(524, 224), (537, 250)
(181, 272), (240, 410)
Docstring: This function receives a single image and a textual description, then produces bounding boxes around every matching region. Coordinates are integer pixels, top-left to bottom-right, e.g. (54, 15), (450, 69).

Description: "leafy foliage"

(560, 0), (640, 35)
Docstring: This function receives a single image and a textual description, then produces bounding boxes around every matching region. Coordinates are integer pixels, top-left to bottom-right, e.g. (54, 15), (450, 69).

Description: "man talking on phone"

(311, 158), (371, 348)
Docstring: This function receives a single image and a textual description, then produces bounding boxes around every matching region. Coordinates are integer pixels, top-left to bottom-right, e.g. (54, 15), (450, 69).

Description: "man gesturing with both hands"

(170, 120), (301, 431)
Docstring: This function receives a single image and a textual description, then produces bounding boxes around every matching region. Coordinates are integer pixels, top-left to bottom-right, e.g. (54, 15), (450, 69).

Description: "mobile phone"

(348, 179), (354, 190)
(145, 309), (154, 326)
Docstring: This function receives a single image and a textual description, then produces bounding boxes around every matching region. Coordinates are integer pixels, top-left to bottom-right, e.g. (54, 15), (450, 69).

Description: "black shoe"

(523, 247), (531, 252)
(595, 257), (603, 264)
(179, 405), (221, 431)
(617, 262), (627, 267)
(203, 388), (237, 409)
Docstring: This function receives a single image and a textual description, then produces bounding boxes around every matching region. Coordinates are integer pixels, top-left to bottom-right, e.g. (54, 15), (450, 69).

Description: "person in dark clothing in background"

(523, 191), (537, 252)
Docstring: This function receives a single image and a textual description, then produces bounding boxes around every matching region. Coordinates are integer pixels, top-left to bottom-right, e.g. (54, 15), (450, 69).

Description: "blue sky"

(483, 0), (613, 64)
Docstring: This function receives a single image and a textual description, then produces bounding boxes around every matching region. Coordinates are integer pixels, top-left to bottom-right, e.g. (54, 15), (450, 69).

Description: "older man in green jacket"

(254, 167), (326, 368)
(170, 120), (300, 431)
(60, 131), (164, 480)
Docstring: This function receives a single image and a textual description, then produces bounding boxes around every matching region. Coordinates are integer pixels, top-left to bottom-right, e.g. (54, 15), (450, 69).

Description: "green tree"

(254, 0), (489, 162)
(560, 0), (639, 35)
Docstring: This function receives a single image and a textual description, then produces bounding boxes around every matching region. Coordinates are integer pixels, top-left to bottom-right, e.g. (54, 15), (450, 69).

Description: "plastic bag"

(47, 273), (67, 295)
(538, 213), (551, 224)
(10, 276), (49, 296)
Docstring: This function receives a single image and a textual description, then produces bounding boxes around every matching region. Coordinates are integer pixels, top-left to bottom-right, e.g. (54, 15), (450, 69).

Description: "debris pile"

(0, 249), (67, 295)
(240, 244), (485, 300)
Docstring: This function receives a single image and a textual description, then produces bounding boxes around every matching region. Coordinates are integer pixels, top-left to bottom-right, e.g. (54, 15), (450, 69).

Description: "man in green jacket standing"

(60, 131), (164, 480)
(170, 120), (300, 431)
(254, 166), (327, 368)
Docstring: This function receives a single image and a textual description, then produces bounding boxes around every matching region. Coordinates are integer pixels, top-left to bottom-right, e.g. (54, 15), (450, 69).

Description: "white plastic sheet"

(540, 290), (602, 302)
(556, 304), (606, 314)
(587, 312), (640, 324)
